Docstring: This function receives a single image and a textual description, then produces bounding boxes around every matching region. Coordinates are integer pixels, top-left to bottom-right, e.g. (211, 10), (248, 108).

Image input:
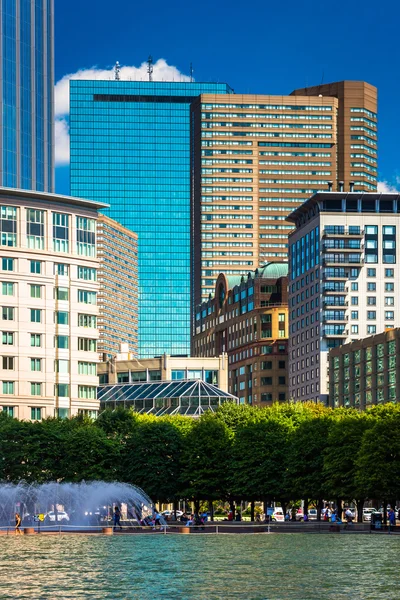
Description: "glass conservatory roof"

(98, 379), (239, 416)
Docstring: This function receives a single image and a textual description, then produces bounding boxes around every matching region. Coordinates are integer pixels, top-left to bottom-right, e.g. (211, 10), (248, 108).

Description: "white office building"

(287, 190), (400, 404)
(0, 187), (107, 420)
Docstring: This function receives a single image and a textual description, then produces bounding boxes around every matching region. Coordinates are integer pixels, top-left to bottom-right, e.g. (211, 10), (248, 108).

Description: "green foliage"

(0, 403), (398, 507)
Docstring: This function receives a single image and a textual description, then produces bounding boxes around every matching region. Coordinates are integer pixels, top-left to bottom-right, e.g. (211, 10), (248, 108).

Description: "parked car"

(161, 510), (183, 519)
(363, 508), (377, 522)
(272, 508), (285, 522)
(295, 509), (304, 521)
(46, 511), (69, 522)
(308, 509), (318, 520)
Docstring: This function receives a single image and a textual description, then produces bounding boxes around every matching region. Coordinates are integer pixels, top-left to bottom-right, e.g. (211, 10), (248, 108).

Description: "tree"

(121, 416), (186, 504)
(356, 410), (400, 509)
(323, 410), (372, 520)
(182, 412), (231, 510)
(286, 413), (333, 519)
(231, 416), (292, 514)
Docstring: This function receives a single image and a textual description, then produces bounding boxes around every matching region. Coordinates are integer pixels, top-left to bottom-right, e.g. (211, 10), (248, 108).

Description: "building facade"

(192, 263), (288, 405)
(329, 329), (400, 409)
(1, 0), (54, 191)
(98, 347), (228, 391)
(190, 81), (377, 308)
(97, 215), (138, 359)
(287, 191), (400, 404)
(0, 187), (106, 420)
(69, 80), (233, 358)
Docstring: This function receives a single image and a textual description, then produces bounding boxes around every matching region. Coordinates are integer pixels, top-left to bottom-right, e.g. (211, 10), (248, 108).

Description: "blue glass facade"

(1, 0), (54, 191)
(70, 81), (232, 357)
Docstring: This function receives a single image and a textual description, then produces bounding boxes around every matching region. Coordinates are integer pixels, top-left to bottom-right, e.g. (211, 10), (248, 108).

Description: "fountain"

(0, 481), (153, 529)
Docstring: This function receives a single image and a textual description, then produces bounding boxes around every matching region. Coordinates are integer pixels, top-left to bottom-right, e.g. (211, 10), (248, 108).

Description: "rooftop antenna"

(147, 55), (153, 82)
(190, 63), (194, 83)
(114, 61), (121, 81)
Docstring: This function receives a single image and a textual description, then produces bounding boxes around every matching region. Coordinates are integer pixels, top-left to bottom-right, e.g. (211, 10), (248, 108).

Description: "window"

(2, 332), (14, 345)
(385, 283), (394, 292)
(2, 282), (14, 296)
(383, 225), (395, 235)
(261, 377), (272, 385)
(351, 297), (358, 306)
(78, 362), (97, 376)
(367, 283), (376, 291)
(278, 360), (286, 369)
(78, 290), (97, 305)
(30, 284), (41, 299)
(31, 358), (41, 371)
(385, 311), (394, 320)
(367, 297), (376, 305)
(2, 381), (14, 394)
(278, 313), (285, 321)
(78, 266), (97, 281)
(261, 393), (272, 402)
(31, 407), (42, 420)
(278, 393), (286, 401)
(1, 258), (14, 271)
(0, 206), (17, 247)
(30, 260), (41, 274)
(278, 376), (286, 385)
(31, 383), (42, 396)
(55, 359), (69, 373)
(55, 287), (69, 301)
(367, 325), (376, 334)
(78, 314), (97, 328)
(55, 335), (69, 349)
(385, 297), (394, 306)
(55, 383), (69, 397)
(53, 213), (69, 252)
(54, 264), (69, 276)
(26, 209), (44, 249)
(2, 307), (14, 320)
(76, 217), (96, 257)
(30, 309), (41, 323)
(78, 385), (97, 399)
(78, 338), (97, 352)
(2, 356), (14, 370)
(351, 325), (359, 334)
(172, 370), (185, 380)
(367, 311), (376, 320)
(56, 311), (69, 325)
(365, 225), (378, 234)
(350, 282), (358, 291)
(30, 334), (41, 347)
(367, 268), (376, 277)
(2, 405), (14, 416)
(56, 408), (69, 418)
(351, 311), (358, 320)
(385, 269), (394, 278)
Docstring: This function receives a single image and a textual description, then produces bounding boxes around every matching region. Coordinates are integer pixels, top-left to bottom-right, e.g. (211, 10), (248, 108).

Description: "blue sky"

(55, 0), (400, 196)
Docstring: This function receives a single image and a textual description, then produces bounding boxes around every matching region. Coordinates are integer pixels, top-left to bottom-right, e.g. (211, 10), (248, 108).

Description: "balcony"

(322, 285), (347, 294)
(323, 299), (348, 307)
(322, 255), (363, 266)
(322, 327), (347, 338)
(323, 244), (362, 252)
(322, 227), (363, 238)
(322, 312), (346, 323)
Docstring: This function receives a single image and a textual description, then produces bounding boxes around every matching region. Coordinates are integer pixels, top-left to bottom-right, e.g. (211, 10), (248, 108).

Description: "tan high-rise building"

(191, 81), (377, 309)
(97, 215), (138, 359)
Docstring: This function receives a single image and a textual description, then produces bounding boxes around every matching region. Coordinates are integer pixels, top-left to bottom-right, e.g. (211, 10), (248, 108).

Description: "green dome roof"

(258, 262), (288, 279)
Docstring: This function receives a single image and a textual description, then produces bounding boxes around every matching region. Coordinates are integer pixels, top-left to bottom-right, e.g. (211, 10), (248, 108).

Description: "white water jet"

(0, 481), (153, 527)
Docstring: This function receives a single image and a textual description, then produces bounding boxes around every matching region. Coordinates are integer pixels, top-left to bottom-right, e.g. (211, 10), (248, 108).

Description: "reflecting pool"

(0, 533), (398, 599)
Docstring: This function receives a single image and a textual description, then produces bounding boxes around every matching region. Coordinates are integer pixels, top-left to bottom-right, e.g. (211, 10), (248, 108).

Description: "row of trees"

(1, 402), (399, 520)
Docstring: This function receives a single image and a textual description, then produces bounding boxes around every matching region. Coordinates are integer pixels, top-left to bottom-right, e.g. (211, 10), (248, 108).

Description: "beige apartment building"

(0, 187), (107, 420)
(191, 81), (377, 309)
(97, 215), (138, 359)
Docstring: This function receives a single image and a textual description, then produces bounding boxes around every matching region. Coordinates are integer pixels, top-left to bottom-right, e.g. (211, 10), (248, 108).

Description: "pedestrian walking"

(388, 507), (396, 533)
(113, 506), (122, 531)
(15, 512), (22, 535)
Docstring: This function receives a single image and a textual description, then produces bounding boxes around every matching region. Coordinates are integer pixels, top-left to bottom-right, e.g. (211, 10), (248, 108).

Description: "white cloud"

(377, 180), (399, 193)
(54, 59), (191, 166)
(55, 118), (70, 166)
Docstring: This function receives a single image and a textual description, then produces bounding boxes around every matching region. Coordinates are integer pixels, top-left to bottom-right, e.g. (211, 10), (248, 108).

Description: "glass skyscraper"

(70, 81), (232, 357)
(1, 0), (54, 191)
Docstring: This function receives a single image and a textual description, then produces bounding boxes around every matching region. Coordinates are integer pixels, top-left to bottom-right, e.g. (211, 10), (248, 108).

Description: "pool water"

(0, 533), (398, 599)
